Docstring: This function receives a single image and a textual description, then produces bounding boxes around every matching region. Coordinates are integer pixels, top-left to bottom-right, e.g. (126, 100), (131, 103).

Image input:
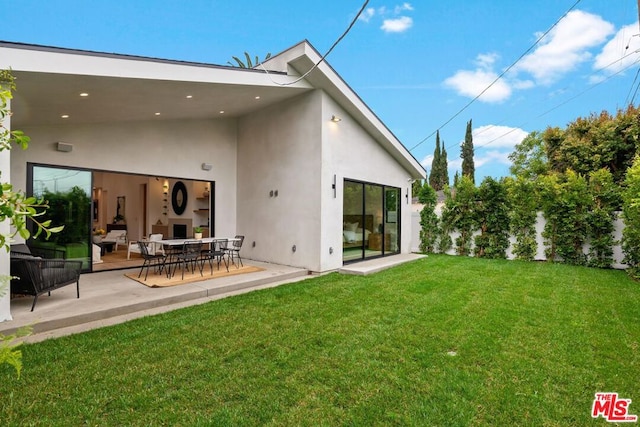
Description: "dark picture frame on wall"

(172, 181), (188, 215)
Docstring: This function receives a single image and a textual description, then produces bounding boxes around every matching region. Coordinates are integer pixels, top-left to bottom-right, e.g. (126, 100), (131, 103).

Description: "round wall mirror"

(171, 181), (188, 215)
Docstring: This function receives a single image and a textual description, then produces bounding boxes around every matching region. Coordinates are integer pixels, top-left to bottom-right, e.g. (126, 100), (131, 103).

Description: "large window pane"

(385, 187), (400, 253)
(364, 184), (384, 259)
(30, 165), (92, 271)
(343, 180), (401, 263)
(343, 180), (364, 261)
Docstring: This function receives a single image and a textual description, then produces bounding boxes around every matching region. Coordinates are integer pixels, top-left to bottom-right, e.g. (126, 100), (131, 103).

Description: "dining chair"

(137, 240), (167, 280)
(227, 235), (244, 268)
(174, 240), (203, 280)
(202, 239), (229, 275)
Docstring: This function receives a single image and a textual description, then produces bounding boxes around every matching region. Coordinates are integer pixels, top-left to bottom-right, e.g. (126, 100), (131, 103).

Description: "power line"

(259, 0), (370, 86)
(408, 0), (583, 153)
(472, 50), (640, 152)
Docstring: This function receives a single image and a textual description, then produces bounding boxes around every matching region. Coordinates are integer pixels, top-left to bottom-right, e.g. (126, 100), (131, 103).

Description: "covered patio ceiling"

(10, 70), (312, 127)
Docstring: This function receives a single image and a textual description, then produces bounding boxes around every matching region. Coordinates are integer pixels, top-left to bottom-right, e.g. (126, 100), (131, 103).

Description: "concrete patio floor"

(1, 254), (425, 343)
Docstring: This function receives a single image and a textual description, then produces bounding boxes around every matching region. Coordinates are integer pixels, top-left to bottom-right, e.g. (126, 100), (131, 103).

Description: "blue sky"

(2, 0), (638, 181)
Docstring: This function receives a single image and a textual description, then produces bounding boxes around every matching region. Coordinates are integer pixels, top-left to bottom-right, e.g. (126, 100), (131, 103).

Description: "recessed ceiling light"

(186, 95), (193, 99)
(79, 92), (89, 97)
(61, 114), (70, 119)
(155, 112), (161, 116)
(219, 110), (225, 114)
(255, 96), (261, 100)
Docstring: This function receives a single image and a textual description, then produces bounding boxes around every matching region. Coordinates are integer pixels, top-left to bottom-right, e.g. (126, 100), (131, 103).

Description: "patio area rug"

(125, 263), (264, 288)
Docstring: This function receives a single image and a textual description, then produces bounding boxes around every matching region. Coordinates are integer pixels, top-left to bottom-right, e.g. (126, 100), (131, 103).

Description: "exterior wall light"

(331, 115), (342, 123)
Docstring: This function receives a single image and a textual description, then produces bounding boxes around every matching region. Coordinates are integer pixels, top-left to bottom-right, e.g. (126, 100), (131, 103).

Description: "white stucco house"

(0, 40), (425, 321)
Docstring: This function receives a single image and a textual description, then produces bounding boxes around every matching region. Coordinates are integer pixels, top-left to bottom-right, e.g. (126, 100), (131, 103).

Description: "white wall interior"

(237, 91), (323, 271)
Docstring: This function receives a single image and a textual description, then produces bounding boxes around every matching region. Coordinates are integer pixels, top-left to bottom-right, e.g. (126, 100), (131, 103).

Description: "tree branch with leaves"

(0, 69), (63, 377)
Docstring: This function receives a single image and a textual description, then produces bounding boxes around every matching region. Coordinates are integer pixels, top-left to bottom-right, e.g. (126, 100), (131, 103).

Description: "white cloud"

(472, 125), (529, 149)
(593, 22), (640, 78)
(420, 154), (434, 168)
(476, 52), (498, 69)
(359, 7), (376, 23)
(421, 124), (528, 174)
(474, 150), (512, 168)
(443, 66), (512, 103)
(448, 157), (462, 172)
(515, 10), (615, 84)
(395, 3), (413, 14)
(381, 16), (413, 33)
(444, 10), (616, 102)
(359, 3), (414, 33)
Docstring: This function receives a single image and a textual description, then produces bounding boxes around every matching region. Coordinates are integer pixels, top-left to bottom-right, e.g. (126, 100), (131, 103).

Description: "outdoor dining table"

(158, 237), (239, 277)
(158, 237), (238, 246)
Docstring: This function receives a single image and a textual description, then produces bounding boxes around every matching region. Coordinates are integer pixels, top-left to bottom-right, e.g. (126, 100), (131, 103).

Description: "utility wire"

(259, 0), (370, 86)
(624, 67), (640, 105)
(471, 49), (640, 152)
(408, 0), (583, 152)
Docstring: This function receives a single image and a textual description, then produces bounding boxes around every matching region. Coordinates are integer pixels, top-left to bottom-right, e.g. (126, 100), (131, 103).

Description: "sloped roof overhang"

(263, 41), (426, 180)
(0, 41), (313, 127)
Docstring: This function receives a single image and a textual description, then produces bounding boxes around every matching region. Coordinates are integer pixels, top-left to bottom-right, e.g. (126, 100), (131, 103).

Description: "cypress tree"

(441, 145), (450, 188)
(429, 131), (442, 190)
(461, 119), (475, 184)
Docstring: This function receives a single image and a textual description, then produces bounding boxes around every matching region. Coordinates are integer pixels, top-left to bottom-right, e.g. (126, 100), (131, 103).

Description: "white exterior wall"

(237, 91), (323, 271)
(11, 118), (238, 239)
(321, 94), (416, 271)
(237, 90), (418, 273)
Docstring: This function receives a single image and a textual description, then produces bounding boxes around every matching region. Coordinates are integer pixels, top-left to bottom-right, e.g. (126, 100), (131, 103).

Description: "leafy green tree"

(40, 187), (91, 244)
(557, 171), (591, 265)
(411, 179), (423, 199)
(505, 176), (539, 260)
(587, 169), (620, 268)
(508, 131), (549, 179)
(474, 177), (510, 258)
(540, 171), (590, 265)
(446, 176), (477, 256)
(429, 132), (442, 190)
(0, 72), (60, 247)
(437, 187), (453, 253)
(539, 173), (562, 262)
(418, 183), (439, 253)
(461, 119), (475, 184)
(622, 155), (640, 279)
(227, 52), (272, 68)
(1, 70), (62, 378)
(440, 146), (450, 188)
(543, 107), (640, 183)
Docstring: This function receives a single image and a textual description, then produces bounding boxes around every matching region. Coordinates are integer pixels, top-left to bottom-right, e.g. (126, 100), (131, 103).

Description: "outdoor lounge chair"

(102, 230), (127, 251)
(10, 248), (82, 311)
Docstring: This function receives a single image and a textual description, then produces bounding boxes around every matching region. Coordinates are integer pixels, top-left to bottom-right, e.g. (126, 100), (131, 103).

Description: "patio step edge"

(0, 269), (310, 338)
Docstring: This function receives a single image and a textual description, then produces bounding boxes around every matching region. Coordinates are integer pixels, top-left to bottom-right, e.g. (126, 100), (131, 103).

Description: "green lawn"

(1, 255), (639, 426)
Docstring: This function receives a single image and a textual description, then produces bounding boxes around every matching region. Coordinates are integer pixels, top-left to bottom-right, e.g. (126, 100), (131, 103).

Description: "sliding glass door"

(343, 179), (400, 263)
(29, 164), (93, 271)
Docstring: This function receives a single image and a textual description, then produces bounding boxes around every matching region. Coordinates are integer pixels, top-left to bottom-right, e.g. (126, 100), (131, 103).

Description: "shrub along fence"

(411, 207), (627, 269)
